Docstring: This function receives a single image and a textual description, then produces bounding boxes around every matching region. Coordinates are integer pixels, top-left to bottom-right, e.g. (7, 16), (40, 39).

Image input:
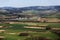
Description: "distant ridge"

(0, 6), (60, 15)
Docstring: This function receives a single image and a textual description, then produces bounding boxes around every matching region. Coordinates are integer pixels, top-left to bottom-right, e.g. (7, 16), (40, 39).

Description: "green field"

(0, 22), (60, 40)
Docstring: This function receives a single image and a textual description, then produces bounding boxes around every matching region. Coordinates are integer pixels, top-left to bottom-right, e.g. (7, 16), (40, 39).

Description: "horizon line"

(0, 5), (60, 8)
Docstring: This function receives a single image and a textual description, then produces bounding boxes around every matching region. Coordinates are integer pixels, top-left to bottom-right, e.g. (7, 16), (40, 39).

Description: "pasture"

(0, 22), (60, 40)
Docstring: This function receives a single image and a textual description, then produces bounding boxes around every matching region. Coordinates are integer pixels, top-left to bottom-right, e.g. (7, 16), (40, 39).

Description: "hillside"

(0, 6), (60, 17)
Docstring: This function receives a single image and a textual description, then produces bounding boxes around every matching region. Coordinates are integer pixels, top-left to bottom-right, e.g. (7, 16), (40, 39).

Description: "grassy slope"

(0, 23), (60, 40)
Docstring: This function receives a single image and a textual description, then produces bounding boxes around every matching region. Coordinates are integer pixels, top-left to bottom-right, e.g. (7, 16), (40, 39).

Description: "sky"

(0, 0), (60, 7)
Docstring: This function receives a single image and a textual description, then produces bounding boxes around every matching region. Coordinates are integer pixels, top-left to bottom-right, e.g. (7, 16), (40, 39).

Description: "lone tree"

(46, 26), (51, 30)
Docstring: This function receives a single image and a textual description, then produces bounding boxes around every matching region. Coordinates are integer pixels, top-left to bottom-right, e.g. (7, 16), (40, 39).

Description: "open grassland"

(3, 31), (59, 40)
(0, 22), (60, 40)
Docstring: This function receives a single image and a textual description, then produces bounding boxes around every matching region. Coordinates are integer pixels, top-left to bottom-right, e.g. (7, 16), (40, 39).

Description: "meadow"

(0, 22), (60, 40)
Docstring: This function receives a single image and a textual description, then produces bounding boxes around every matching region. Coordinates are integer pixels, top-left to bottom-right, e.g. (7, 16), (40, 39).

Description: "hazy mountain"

(0, 6), (60, 12)
(0, 6), (60, 16)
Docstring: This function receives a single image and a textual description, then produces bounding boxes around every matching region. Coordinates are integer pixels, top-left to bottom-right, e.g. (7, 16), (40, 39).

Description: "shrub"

(46, 26), (51, 30)
(51, 30), (60, 37)
(19, 32), (29, 36)
(25, 36), (51, 40)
